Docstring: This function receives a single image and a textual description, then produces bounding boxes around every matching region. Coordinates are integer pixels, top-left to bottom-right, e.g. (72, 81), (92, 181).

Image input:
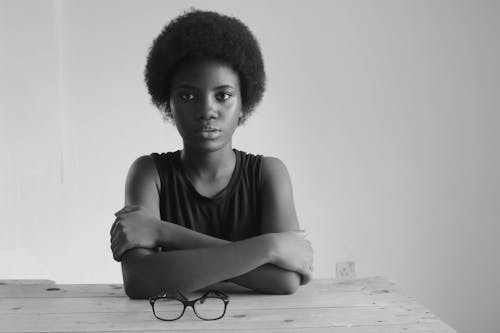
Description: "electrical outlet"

(336, 261), (356, 279)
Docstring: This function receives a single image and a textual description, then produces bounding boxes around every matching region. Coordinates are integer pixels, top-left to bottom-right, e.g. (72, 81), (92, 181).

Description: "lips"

(195, 126), (220, 132)
(192, 125), (222, 140)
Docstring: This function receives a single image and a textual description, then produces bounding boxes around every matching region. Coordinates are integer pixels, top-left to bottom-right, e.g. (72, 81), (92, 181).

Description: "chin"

(185, 139), (231, 153)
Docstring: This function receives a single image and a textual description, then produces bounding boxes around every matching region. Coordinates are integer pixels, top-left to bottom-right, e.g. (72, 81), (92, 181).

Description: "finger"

(110, 218), (120, 236)
(114, 205), (138, 216)
(114, 207), (127, 216)
(299, 270), (313, 285)
(114, 205), (141, 216)
(113, 249), (121, 262)
(293, 229), (308, 238)
(295, 262), (311, 282)
(111, 243), (119, 261)
(113, 240), (133, 262)
(111, 234), (133, 260)
(111, 232), (122, 248)
(111, 231), (121, 249)
(111, 230), (120, 243)
(111, 241), (123, 262)
(113, 250), (121, 262)
(111, 241), (118, 256)
(110, 217), (124, 237)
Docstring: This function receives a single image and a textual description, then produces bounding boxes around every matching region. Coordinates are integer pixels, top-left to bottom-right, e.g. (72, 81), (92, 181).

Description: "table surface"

(0, 276), (456, 332)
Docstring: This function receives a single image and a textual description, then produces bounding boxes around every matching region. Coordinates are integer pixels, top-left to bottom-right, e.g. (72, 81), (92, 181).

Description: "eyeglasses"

(149, 290), (229, 321)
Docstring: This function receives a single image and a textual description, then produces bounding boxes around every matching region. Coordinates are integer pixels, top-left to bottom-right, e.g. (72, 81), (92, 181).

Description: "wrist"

(154, 218), (169, 248)
(260, 233), (277, 265)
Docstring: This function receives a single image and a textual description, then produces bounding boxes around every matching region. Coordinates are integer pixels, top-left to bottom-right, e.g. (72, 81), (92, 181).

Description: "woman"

(110, 8), (313, 299)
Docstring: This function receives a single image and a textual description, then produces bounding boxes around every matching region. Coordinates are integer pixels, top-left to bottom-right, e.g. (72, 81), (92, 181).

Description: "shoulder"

(235, 150), (290, 184)
(124, 154), (164, 216)
(258, 155), (299, 232)
(128, 155), (158, 177)
(126, 154), (161, 192)
(261, 156), (290, 185)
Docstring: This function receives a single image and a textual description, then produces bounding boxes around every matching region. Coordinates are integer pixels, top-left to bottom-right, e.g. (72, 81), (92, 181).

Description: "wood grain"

(0, 277), (456, 332)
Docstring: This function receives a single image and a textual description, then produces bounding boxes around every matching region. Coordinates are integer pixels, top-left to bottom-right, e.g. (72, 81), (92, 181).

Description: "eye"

(216, 91), (233, 101)
(179, 91), (195, 101)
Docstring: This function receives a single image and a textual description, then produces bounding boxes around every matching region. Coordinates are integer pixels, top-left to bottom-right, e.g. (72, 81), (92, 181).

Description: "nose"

(197, 95), (218, 120)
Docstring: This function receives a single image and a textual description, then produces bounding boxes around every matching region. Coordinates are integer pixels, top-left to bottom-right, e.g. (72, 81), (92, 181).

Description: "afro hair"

(144, 8), (266, 124)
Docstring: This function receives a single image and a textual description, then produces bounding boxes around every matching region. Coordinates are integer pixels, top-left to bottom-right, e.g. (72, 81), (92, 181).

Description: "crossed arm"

(110, 155), (313, 299)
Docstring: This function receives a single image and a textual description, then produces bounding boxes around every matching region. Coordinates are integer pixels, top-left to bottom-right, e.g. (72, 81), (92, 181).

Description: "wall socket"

(336, 261), (356, 279)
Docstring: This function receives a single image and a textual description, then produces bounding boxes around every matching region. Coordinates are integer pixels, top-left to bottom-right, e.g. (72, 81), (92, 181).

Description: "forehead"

(170, 60), (240, 89)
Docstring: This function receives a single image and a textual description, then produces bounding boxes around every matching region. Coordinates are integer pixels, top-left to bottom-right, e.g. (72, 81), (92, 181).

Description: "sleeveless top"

(150, 149), (264, 241)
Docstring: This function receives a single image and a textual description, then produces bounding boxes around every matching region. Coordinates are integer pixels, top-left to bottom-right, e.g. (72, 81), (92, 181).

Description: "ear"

(238, 111), (244, 125)
(165, 105), (176, 125)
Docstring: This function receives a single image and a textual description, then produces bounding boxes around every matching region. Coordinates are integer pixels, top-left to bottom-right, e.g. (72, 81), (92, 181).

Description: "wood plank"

(0, 277), (456, 332)
(0, 305), (455, 332)
(0, 293), (420, 313)
(0, 277), (420, 315)
(0, 277), (399, 298)
(54, 324), (454, 333)
(0, 280), (55, 285)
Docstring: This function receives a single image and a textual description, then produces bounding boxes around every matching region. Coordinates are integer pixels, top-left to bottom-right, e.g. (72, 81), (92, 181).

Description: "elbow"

(273, 271), (301, 295)
(122, 269), (154, 299)
(121, 258), (161, 300)
(123, 278), (150, 299)
(123, 279), (191, 299)
(121, 262), (192, 299)
(124, 288), (145, 300)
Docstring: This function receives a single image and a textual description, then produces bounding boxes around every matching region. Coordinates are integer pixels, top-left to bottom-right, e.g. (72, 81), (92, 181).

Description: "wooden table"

(0, 277), (456, 332)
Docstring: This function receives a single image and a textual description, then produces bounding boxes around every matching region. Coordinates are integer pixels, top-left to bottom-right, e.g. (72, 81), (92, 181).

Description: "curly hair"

(144, 8), (266, 124)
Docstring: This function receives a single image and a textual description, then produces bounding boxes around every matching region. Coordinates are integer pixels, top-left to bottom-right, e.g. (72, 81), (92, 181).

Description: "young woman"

(110, 9), (313, 299)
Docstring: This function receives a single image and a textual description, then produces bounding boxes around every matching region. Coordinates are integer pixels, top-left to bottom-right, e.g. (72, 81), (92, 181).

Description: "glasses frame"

(149, 290), (229, 321)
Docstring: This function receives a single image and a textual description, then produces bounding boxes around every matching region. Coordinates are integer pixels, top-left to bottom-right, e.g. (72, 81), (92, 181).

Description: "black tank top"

(150, 149), (263, 241)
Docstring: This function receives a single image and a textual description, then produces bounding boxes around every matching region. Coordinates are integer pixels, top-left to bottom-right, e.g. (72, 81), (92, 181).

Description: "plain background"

(1, 0), (499, 332)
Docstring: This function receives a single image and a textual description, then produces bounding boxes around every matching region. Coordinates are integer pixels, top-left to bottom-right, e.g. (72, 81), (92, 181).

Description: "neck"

(180, 144), (235, 180)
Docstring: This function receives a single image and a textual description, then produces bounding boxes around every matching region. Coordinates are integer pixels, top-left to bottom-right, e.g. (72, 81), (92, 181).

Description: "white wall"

(1, 1), (499, 332)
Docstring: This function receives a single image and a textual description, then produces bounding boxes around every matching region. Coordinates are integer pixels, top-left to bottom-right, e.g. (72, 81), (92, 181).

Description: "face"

(169, 60), (243, 153)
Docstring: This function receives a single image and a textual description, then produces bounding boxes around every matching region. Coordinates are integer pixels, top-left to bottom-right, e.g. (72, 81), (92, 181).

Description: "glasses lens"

(153, 297), (185, 320)
(194, 296), (226, 320)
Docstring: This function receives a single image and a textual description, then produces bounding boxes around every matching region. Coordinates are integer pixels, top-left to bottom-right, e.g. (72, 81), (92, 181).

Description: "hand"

(110, 205), (161, 262)
(291, 229), (313, 284)
(267, 231), (314, 285)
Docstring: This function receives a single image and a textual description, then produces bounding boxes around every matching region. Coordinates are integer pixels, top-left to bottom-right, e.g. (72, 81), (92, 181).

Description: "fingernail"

(294, 229), (308, 237)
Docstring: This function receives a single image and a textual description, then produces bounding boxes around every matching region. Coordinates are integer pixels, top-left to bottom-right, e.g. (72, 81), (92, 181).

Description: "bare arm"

(121, 234), (274, 299)
(150, 156), (311, 291)
(113, 155), (311, 297)
(228, 156), (310, 290)
(151, 220), (306, 294)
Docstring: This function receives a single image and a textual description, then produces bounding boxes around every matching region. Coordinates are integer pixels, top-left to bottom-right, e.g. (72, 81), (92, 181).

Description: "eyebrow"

(174, 84), (234, 90)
